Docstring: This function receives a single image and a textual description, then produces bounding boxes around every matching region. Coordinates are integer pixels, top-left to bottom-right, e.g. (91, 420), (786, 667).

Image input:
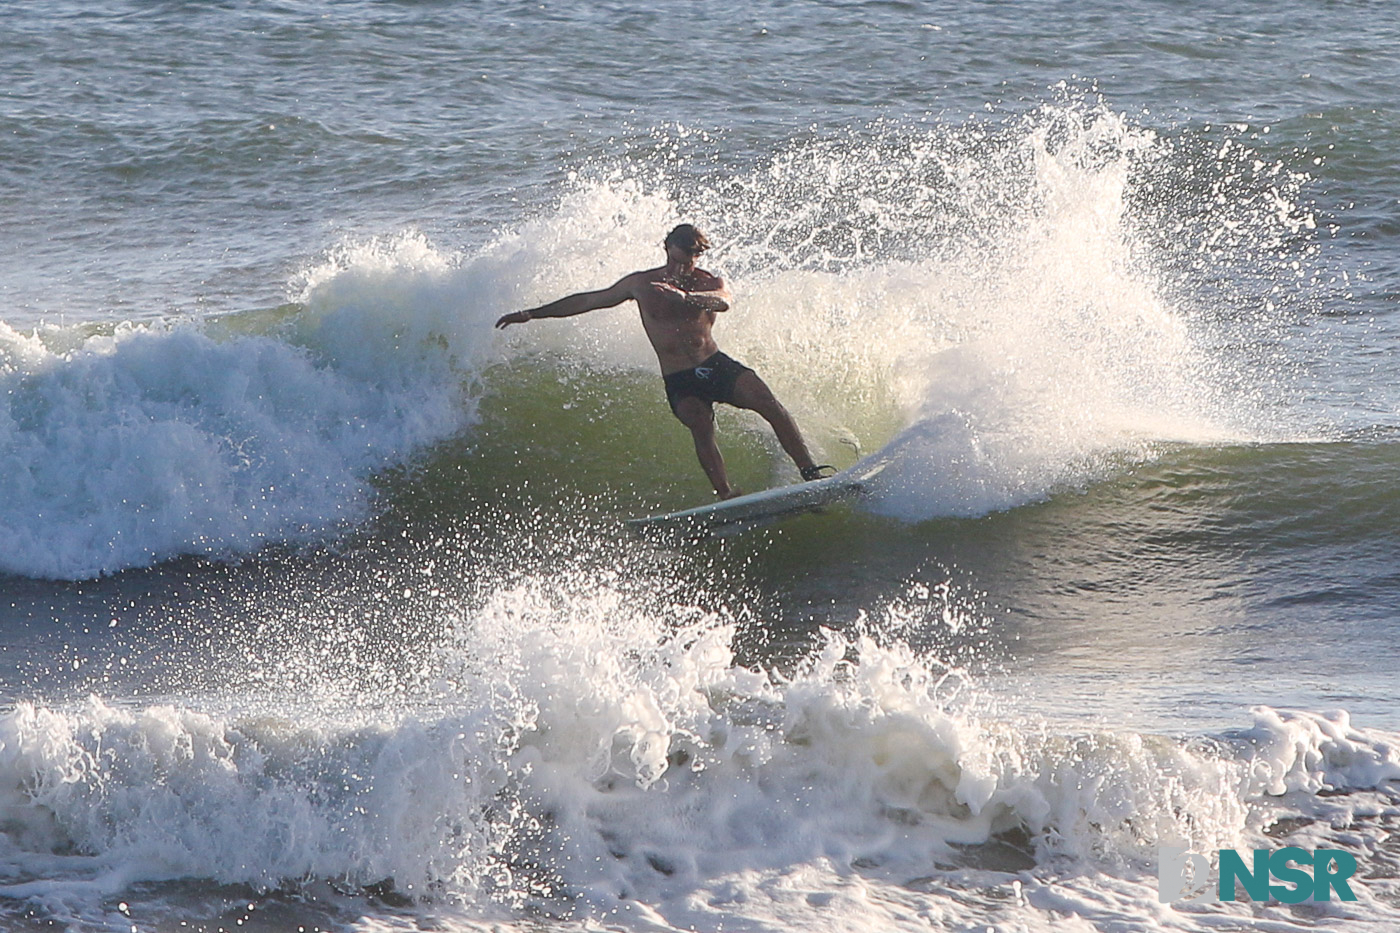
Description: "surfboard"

(627, 460), (888, 535)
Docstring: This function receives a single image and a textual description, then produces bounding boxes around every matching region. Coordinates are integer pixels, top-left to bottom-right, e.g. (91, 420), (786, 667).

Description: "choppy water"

(3, 1), (1400, 930)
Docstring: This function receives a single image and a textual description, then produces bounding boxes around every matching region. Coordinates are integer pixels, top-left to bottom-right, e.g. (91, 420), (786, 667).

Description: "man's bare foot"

(718, 486), (744, 500)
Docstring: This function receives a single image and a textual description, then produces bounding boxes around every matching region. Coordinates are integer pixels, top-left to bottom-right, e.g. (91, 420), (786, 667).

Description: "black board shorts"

(663, 351), (754, 416)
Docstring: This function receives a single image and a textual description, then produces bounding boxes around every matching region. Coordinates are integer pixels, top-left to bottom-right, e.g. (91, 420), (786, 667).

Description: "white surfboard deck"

(628, 460), (888, 535)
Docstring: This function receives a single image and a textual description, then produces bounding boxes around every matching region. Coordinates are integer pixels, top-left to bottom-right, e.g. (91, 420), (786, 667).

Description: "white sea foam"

(1, 575), (1395, 931)
(0, 231), (525, 579)
(0, 313), (463, 579)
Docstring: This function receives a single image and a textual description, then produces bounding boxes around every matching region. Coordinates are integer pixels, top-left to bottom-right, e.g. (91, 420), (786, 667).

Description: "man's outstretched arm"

(495, 277), (634, 328)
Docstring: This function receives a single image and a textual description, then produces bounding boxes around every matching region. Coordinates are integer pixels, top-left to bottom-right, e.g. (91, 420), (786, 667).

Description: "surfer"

(495, 223), (830, 499)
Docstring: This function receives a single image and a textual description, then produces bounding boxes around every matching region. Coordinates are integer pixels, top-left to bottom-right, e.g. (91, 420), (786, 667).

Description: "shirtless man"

(495, 223), (829, 499)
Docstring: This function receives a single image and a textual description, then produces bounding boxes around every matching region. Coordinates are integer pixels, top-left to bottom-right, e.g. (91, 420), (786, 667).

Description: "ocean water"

(3, 1), (1400, 930)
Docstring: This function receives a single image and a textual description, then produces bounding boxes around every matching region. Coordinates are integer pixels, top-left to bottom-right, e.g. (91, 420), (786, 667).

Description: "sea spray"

(494, 104), (1310, 521)
(2, 568), (1397, 929)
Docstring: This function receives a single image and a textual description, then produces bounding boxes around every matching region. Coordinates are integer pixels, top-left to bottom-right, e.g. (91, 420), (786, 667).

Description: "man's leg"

(674, 396), (739, 499)
(730, 371), (818, 474)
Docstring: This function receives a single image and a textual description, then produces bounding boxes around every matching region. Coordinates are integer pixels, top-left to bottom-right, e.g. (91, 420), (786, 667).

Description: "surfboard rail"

(627, 460), (888, 534)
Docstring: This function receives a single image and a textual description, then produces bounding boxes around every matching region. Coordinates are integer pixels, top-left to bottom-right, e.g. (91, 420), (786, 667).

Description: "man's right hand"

(495, 310), (532, 329)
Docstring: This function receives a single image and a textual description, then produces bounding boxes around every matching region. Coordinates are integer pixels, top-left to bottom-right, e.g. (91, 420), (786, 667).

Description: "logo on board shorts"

(695, 366), (714, 379)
